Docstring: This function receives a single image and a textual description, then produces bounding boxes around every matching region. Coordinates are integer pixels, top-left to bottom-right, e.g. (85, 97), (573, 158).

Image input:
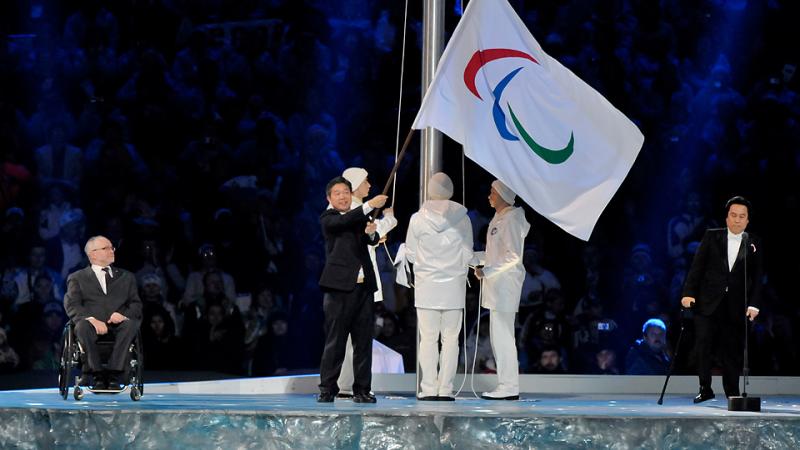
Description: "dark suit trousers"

(74, 319), (141, 373)
(319, 283), (374, 395)
(694, 301), (745, 396)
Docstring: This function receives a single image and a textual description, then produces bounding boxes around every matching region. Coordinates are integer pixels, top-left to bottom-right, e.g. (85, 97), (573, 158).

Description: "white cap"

(428, 172), (454, 200)
(342, 167), (368, 191)
(491, 180), (516, 205)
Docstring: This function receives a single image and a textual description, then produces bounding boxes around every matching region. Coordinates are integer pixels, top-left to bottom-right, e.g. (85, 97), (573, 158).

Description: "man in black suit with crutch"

(681, 196), (763, 403)
(63, 236), (142, 389)
(317, 176), (387, 403)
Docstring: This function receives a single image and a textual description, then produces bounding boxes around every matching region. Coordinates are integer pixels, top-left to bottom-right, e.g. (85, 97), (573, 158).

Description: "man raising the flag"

(412, 0), (644, 241)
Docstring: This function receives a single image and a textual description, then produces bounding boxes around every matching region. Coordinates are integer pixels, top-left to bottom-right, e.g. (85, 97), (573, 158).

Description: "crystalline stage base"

(2, 375), (800, 449)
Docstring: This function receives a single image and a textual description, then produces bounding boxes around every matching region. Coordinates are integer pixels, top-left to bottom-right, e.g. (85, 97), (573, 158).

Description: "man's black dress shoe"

(110, 372), (125, 389)
(693, 389), (715, 404)
(353, 393), (377, 404)
(480, 394), (519, 401)
(77, 373), (93, 387)
(317, 392), (335, 403)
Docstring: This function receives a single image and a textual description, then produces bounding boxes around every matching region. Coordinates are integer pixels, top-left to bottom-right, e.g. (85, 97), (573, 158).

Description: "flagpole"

(420, 0), (445, 206)
(369, 129), (416, 221)
(417, 0), (446, 400)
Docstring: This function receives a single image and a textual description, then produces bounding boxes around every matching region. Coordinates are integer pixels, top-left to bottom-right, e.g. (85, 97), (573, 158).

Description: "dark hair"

(540, 345), (561, 356)
(725, 196), (752, 216)
(325, 176), (352, 197)
(202, 269), (223, 287)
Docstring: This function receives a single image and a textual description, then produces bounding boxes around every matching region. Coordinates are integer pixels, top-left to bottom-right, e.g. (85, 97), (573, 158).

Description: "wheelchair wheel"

(58, 364), (69, 400)
(130, 386), (141, 401)
(73, 386), (84, 401)
(58, 325), (74, 400)
(133, 331), (144, 396)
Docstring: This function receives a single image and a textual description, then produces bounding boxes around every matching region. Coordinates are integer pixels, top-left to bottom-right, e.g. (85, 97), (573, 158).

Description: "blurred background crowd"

(0, 0), (798, 384)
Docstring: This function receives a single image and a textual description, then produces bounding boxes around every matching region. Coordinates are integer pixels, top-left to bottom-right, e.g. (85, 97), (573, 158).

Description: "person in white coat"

(474, 180), (530, 400)
(336, 167), (399, 396)
(406, 172), (473, 401)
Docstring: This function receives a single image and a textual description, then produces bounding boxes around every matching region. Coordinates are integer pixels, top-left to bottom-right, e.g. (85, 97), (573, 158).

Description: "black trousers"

(319, 283), (374, 395)
(74, 319), (140, 373)
(694, 303), (745, 396)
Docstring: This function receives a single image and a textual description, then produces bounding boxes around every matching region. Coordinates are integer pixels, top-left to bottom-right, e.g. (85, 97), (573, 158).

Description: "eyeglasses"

(90, 246), (116, 252)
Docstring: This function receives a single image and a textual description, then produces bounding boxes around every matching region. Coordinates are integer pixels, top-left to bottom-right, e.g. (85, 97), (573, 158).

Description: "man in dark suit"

(681, 196), (762, 403)
(317, 176), (387, 403)
(63, 236), (142, 389)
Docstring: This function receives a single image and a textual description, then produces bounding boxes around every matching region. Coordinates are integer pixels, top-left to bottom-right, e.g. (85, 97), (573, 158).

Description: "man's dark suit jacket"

(682, 228), (763, 317)
(63, 266), (143, 323)
(318, 206), (379, 293)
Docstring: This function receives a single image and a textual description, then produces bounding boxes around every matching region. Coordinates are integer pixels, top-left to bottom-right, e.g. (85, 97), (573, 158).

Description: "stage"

(2, 375), (800, 449)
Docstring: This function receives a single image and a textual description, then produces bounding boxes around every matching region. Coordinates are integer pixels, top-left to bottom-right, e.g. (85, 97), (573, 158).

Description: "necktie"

(102, 267), (112, 293)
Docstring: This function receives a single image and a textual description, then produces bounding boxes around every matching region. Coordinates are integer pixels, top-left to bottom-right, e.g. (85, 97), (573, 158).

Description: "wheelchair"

(57, 322), (144, 401)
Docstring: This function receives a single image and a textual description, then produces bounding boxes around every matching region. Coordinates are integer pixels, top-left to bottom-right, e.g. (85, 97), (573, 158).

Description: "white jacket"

(351, 198), (397, 302)
(478, 206), (530, 312)
(406, 200), (473, 309)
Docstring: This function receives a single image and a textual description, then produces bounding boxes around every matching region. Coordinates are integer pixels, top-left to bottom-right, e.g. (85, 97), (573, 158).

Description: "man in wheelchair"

(63, 236), (142, 390)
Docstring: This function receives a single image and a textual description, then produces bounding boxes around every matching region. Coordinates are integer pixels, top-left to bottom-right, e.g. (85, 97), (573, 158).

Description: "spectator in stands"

(143, 310), (182, 371)
(10, 244), (63, 307)
(34, 123), (82, 188)
(140, 273), (178, 330)
(45, 209), (86, 279)
(534, 347), (566, 374)
(625, 318), (670, 375)
(38, 182), (76, 241)
(252, 312), (301, 376)
(134, 239), (184, 303)
(183, 244), (237, 307)
(189, 301), (244, 375)
(519, 244), (561, 309)
(463, 313), (496, 374)
(666, 192), (715, 260)
(0, 328), (20, 373)
(621, 243), (667, 330)
(590, 349), (620, 375)
(1, 207), (31, 268)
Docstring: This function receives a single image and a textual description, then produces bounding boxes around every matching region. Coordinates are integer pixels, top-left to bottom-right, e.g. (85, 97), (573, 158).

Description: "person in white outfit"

(474, 180), (530, 400)
(406, 173), (473, 401)
(336, 167), (398, 396)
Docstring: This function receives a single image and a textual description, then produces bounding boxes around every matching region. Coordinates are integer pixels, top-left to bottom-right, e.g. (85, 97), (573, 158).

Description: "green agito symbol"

(464, 49), (576, 165)
(508, 106), (574, 164)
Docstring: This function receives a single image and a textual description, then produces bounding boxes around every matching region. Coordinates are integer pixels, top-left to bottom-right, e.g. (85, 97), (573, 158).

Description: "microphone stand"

(657, 308), (687, 405)
(728, 232), (761, 412)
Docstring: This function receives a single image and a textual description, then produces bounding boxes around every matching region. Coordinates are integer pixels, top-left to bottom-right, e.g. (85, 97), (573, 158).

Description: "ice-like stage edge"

(3, 375), (800, 449)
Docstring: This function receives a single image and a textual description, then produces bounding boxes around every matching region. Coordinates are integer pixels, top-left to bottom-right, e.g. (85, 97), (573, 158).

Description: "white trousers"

(417, 308), (463, 397)
(337, 334), (355, 393)
(489, 310), (519, 394)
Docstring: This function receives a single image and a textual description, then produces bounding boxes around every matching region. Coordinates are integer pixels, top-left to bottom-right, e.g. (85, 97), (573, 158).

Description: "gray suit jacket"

(63, 266), (143, 323)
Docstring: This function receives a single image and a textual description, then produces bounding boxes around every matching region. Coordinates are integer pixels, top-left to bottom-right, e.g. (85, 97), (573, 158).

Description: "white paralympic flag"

(412, 0), (644, 240)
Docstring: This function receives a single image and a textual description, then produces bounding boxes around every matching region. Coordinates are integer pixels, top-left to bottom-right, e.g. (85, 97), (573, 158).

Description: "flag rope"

(391, 0), (410, 208)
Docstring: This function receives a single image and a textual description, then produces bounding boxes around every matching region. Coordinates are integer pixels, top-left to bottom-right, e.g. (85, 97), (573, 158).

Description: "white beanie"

(428, 172), (454, 200)
(491, 180), (516, 205)
(342, 167), (368, 191)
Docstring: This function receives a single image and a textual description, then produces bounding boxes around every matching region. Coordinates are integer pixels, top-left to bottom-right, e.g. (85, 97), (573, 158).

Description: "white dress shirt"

(91, 264), (113, 294)
(727, 230), (743, 272)
(727, 230), (759, 314)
